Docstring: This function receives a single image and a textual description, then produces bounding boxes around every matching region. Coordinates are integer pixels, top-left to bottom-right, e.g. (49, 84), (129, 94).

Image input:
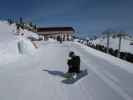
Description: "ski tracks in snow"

(71, 42), (133, 100)
(0, 41), (133, 100)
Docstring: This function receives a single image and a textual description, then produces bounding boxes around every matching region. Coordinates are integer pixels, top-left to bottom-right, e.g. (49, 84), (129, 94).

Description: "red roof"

(37, 27), (75, 32)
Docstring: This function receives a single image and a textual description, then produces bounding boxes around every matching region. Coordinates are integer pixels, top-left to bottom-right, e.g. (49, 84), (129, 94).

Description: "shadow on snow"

(42, 69), (88, 85)
(42, 69), (65, 78)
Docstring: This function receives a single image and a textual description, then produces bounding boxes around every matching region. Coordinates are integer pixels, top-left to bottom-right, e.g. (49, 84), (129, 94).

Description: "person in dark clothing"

(57, 36), (62, 43)
(67, 51), (80, 73)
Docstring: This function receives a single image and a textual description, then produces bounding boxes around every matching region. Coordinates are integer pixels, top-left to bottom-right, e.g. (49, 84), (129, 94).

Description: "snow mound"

(18, 38), (37, 55)
(19, 29), (39, 39)
(0, 20), (38, 65)
(48, 38), (57, 42)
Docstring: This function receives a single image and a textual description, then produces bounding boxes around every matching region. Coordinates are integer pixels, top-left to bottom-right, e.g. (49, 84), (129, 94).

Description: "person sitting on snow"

(67, 51), (80, 74)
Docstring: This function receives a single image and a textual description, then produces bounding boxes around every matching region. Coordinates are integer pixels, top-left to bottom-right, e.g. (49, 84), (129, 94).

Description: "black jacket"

(67, 56), (80, 73)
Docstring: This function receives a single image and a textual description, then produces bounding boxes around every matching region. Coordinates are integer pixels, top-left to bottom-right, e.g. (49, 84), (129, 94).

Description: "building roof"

(37, 27), (75, 32)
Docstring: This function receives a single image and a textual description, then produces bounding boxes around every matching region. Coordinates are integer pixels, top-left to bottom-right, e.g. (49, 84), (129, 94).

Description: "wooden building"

(37, 27), (75, 40)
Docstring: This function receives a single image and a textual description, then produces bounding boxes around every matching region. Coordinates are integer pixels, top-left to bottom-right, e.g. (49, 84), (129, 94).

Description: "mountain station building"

(37, 27), (75, 40)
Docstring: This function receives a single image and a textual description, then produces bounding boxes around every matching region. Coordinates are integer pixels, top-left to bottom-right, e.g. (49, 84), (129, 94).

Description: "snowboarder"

(67, 51), (80, 74)
(63, 51), (88, 84)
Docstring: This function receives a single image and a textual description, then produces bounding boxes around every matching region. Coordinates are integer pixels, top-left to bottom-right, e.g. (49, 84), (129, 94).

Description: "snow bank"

(48, 38), (57, 42)
(0, 21), (19, 65)
(0, 20), (38, 65)
(75, 42), (133, 74)
(91, 37), (133, 54)
(17, 38), (37, 55)
(19, 29), (39, 39)
(73, 39), (80, 42)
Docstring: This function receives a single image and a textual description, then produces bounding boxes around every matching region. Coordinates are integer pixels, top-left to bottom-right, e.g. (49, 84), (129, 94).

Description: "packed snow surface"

(0, 40), (133, 100)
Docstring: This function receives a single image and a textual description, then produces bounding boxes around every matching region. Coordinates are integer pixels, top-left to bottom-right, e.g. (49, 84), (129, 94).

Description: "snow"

(0, 40), (133, 100)
(19, 29), (39, 39)
(0, 20), (133, 100)
(17, 37), (37, 55)
(73, 39), (80, 42)
(0, 20), (39, 65)
(91, 36), (133, 54)
(48, 38), (57, 42)
(75, 42), (133, 74)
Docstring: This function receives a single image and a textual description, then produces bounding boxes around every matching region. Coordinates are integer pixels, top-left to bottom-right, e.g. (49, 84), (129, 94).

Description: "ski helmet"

(69, 51), (74, 57)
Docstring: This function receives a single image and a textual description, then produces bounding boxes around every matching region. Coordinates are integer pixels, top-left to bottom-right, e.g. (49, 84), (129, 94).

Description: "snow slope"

(0, 41), (133, 100)
(0, 20), (38, 65)
(91, 36), (133, 54)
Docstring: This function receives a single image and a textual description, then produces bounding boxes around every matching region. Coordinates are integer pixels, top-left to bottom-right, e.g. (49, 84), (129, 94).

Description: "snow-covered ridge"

(0, 20), (39, 65)
(90, 36), (133, 54)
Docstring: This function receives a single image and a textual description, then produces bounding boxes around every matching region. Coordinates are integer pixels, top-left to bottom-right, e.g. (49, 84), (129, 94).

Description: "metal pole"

(118, 35), (122, 58)
(107, 33), (110, 54)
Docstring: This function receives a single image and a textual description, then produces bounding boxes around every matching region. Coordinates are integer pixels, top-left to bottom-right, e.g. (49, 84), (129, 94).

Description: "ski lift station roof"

(37, 27), (75, 32)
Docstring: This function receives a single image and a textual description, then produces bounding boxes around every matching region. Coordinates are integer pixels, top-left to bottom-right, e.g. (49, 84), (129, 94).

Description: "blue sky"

(0, 0), (133, 37)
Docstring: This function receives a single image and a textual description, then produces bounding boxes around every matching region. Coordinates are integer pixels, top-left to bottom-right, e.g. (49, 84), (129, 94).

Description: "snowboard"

(62, 69), (88, 84)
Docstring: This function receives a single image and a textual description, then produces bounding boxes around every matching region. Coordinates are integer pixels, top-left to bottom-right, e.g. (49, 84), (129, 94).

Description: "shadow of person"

(42, 69), (65, 78)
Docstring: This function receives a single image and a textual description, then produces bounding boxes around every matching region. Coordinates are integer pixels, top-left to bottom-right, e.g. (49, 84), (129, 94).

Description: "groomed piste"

(0, 21), (133, 100)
